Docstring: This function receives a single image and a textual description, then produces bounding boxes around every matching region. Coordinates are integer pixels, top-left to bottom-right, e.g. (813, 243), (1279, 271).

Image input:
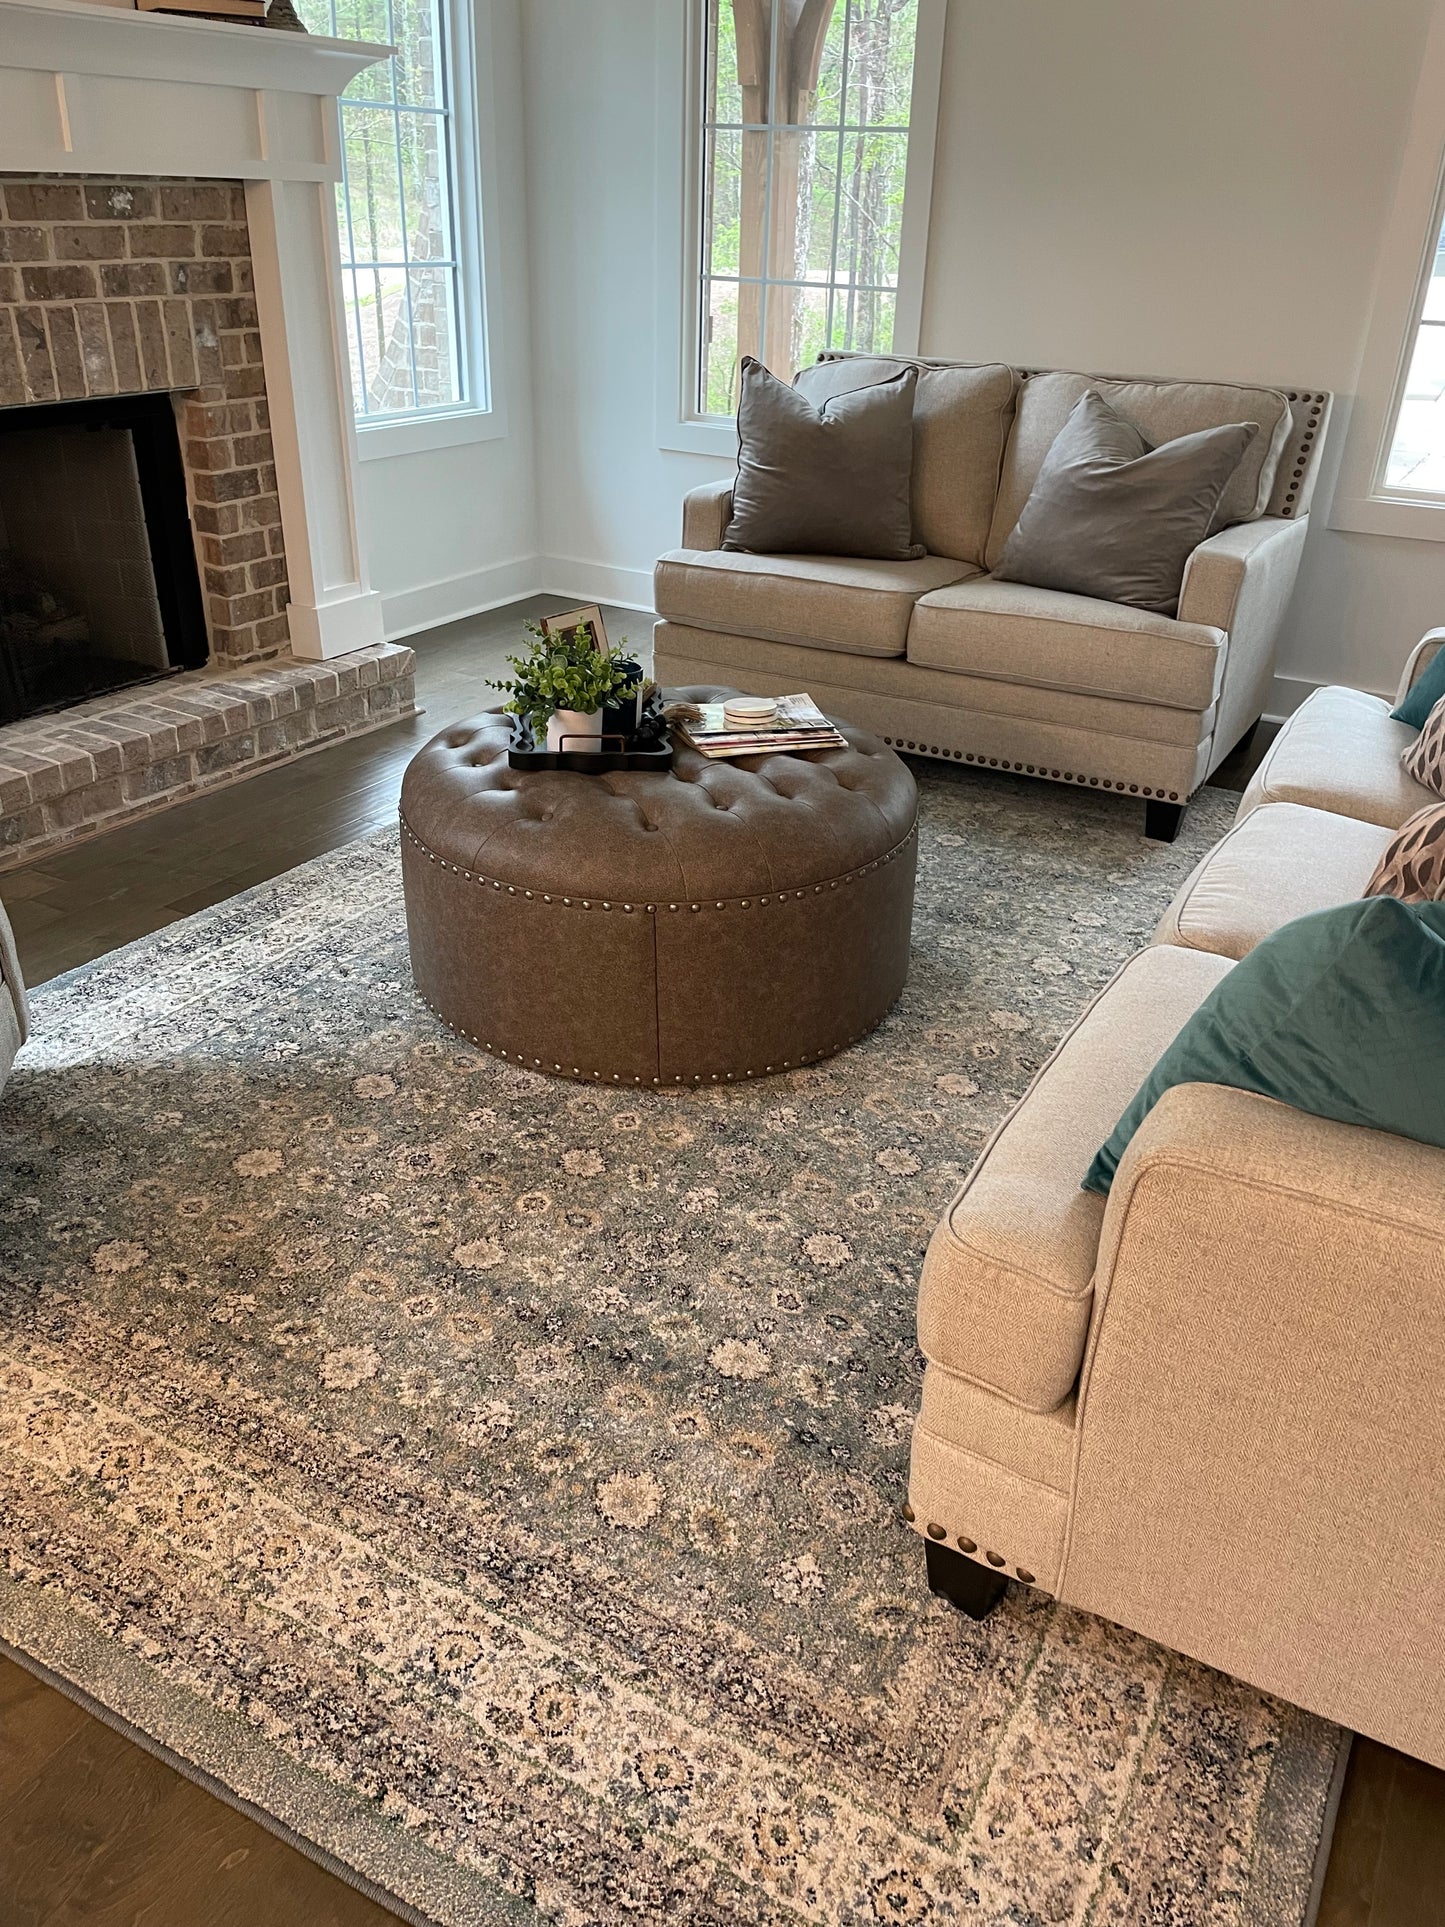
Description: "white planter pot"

(545, 707), (603, 753)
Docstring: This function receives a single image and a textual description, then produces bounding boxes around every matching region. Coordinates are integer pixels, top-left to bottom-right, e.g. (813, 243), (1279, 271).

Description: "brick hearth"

(0, 642), (415, 870)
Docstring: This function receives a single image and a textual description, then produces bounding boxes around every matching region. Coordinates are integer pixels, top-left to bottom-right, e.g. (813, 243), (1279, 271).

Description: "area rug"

(0, 764), (1343, 1926)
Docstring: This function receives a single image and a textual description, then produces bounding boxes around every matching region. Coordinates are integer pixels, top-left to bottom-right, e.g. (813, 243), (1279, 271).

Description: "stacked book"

(676, 693), (847, 761)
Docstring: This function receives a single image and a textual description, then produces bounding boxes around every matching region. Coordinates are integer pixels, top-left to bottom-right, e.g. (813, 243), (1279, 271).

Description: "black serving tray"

(507, 720), (675, 773)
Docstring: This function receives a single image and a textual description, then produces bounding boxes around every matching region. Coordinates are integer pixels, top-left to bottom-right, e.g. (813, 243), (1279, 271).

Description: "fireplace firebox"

(0, 392), (207, 726)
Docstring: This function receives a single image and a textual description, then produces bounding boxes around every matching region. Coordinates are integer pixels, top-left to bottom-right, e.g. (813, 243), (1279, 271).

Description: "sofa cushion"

(907, 575), (1226, 711)
(1237, 685), (1432, 830)
(653, 549), (974, 659)
(1155, 801), (1393, 960)
(986, 370), (1293, 569)
(917, 944), (1234, 1412)
(724, 356), (923, 560)
(993, 390), (1261, 617)
(794, 356), (1017, 567)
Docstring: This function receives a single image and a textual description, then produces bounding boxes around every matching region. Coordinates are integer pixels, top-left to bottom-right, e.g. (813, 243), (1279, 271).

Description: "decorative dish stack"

(675, 693), (848, 761)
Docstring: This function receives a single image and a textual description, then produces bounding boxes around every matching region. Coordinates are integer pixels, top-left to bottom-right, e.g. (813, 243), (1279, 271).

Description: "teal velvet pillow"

(1390, 645), (1445, 728)
(1083, 897), (1445, 1194)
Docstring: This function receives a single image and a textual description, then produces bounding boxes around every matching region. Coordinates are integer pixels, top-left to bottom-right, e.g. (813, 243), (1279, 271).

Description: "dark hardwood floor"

(0, 614), (1439, 1925)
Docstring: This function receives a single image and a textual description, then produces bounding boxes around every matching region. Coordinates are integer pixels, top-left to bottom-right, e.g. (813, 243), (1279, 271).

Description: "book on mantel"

(676, 694), (847, 761)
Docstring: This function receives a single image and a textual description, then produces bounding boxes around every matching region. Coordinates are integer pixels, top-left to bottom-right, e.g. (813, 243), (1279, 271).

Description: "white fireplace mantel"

(0, 0), (392, 661)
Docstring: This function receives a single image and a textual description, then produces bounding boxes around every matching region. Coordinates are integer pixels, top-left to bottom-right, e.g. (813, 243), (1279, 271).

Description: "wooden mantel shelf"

(0, 0), (391, 123)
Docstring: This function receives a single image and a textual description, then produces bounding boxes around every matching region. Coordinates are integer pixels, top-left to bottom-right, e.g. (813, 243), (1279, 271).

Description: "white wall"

(520, 0), (719, 611)
(359, 0), (540, 639)
(515, 0), (1445, 706)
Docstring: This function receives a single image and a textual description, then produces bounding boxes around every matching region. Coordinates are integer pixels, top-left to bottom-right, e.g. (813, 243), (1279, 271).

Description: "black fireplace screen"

(0, 392), (207, 726)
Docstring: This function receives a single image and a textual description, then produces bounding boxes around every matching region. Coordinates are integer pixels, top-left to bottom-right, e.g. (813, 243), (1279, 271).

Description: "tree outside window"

(699, 0), (922, 417)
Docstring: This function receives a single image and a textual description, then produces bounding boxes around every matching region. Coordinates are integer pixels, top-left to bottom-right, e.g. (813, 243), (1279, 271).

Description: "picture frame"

(539, 604), (609, 654)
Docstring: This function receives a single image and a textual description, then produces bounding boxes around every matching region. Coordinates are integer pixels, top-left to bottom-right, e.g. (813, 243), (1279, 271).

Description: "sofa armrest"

(1176, 516), (1306, 634)
(1178, 517), (1308, 769)
(1396, 628), (1445, 706)
(680, 478), (735, 552)
(1062, 1081), (1445, 1762)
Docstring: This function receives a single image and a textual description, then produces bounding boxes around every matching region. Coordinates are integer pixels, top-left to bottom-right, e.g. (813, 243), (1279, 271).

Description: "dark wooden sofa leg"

(1144, 799), (1186, 843)
(924, 1539), (1009, 1621)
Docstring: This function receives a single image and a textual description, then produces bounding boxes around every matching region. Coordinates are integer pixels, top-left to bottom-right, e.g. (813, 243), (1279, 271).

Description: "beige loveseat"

(907, 631), (1445, 1771)
(654, 358), (1331, 840)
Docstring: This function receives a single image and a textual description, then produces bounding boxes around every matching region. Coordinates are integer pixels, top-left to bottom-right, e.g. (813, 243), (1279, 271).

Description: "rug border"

(0, 1569), (533, 1927)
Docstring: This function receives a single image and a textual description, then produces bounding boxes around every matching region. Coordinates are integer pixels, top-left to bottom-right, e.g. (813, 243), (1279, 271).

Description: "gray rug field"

(0, 765), (1342, 1926)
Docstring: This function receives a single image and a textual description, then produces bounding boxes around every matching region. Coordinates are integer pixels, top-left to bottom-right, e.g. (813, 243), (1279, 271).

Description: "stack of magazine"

(676, 693), (847, 761)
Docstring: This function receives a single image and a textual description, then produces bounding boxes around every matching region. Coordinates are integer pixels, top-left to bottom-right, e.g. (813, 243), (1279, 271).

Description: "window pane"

(705, 128), (742, 276)
(342, 108), (406, 262)
(835, 128), (908, 289)
(705, 0), (745, 124)
(1423, 225), (1445, 323)
(700, 280), (742, 415)
(407, 264), (461, 408)
(845, 0), (918, 127)
(390, 0), (446, 109)
(1385, 323), (1445, 493)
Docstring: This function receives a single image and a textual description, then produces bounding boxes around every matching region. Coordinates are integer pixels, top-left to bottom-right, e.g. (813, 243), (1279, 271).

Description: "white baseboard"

(382, 554), (656, 643)
(538, 555), (655, 613)
(380, 555), (544, 641)
(1266, 669), (1393, 721)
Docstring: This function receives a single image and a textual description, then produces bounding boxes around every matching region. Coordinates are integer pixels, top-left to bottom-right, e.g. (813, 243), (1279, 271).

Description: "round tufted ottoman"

(399, 688), (918, 1084)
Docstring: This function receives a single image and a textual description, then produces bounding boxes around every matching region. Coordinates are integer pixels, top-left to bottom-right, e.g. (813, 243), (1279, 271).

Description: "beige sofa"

(654, 357), (1332, 840)
(0, 896), (26, 1090)
(906, 632), (1445, 1772)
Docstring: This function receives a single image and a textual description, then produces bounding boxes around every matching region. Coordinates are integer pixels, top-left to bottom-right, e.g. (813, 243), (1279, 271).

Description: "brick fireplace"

(0, 171), (297, 670)
(0, 6), (413, 870)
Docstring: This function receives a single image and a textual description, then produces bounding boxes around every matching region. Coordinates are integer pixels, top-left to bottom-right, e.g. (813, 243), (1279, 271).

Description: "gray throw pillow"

(723, 356), (923, 560)
(993, 390), (1259, 616)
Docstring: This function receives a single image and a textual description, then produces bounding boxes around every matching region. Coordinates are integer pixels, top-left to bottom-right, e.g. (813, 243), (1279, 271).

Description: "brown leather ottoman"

(399, 688), (918, 1084)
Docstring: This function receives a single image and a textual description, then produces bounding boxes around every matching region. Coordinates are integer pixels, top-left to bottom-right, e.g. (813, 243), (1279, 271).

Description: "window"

(299, 0), (481, 424)
(1332, 11), (1445, 541)
(696, 0), (928, 417)
(1382, 217), (1445, 497)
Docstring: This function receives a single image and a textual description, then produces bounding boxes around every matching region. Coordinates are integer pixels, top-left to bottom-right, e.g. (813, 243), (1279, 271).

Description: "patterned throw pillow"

(1402, 693), (1445, 798)
(1365, 802), (1445, 902)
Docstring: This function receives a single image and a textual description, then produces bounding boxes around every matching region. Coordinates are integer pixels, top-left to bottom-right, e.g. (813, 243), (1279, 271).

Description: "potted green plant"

(495, 623), (636, 752)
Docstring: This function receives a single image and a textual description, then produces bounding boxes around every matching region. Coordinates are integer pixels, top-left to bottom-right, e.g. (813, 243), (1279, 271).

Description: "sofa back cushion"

(986, 370), (1293, 570)
(794, 355), (1017, 566)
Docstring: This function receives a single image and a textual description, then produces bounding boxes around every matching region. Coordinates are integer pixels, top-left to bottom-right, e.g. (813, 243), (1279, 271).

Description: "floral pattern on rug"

(0, 766), (1338, 1926)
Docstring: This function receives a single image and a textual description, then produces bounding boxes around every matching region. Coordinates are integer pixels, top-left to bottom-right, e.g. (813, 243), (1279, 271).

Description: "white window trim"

(354, 0), (507, 460)
(654, 0), (947, 461)
(1330, 4), (1445, 542)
